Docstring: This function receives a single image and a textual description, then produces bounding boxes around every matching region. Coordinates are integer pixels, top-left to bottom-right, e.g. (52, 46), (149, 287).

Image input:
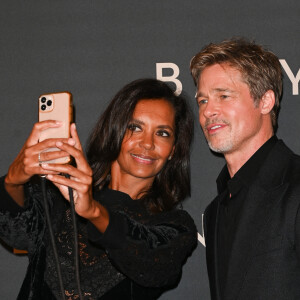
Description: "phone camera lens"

(47, 100), (52, 106)
(41, 97), (46, 103)
(41, 104), (46, 111)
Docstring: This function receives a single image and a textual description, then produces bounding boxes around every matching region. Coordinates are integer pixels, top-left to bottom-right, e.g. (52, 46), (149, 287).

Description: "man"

(190, 38), (300, 300)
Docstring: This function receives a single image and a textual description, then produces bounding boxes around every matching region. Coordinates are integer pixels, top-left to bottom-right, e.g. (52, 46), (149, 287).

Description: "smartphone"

(38, 92), (73, 164)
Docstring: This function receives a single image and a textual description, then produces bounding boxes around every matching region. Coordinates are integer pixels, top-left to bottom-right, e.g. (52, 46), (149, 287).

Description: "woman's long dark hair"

(86, 78), (194, 212)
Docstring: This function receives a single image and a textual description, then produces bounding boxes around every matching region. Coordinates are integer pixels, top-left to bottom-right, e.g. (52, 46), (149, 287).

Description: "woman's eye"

(128, 124), (141, 132)
(157, 130), (170, 137)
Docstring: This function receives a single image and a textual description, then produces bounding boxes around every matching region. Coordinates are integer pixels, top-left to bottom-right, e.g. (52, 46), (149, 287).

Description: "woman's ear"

(260, 90), (275, 115)
(168, 145), (175, 160)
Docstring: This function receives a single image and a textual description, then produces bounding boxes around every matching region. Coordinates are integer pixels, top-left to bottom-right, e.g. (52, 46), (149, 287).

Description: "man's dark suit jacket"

(204, 139), (300, 300)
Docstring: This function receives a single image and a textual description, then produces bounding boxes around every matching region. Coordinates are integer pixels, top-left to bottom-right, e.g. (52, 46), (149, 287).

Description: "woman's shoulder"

(150, 207), (197, 231)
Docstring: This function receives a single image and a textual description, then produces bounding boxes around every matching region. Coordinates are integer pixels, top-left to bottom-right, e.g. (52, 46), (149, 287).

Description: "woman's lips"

(130, 153), (156, 164)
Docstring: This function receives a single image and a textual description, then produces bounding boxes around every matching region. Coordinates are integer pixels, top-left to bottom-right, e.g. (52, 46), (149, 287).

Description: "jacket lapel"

(205, 190), (227, 300)
(224, 183), (289, 300)
(223, 140), (293, 300)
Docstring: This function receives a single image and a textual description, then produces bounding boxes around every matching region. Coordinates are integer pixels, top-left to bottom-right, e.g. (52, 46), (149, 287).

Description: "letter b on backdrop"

(156, 63), (182, 95)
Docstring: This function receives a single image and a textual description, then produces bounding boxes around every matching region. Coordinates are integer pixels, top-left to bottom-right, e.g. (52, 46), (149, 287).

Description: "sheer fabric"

(0, 177), (197, 299)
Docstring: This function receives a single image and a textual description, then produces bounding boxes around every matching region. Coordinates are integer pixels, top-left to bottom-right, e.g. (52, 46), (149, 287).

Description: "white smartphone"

(38, 92), (73, 164)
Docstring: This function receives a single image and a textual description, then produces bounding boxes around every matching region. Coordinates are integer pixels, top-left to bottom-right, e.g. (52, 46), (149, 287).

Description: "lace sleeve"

(0, 176), (24, 215)
(88, 208), (197, 287)
(0, 176), (45, 252)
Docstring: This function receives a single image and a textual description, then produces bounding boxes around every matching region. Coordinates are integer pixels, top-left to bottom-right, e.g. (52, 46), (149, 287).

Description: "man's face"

(196, 63), (265, 156)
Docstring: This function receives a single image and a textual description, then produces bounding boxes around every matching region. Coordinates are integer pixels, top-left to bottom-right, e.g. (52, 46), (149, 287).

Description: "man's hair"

(190, 38), (283, 130)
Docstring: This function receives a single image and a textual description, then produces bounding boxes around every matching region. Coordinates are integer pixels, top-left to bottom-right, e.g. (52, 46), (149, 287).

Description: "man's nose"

(202, 99), (220, 119)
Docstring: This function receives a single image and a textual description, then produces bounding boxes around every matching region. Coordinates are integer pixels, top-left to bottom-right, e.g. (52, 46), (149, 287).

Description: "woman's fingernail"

(68, 139), (75, 145)
(56, 141), (63, 147)
(47, 174), (53, 179)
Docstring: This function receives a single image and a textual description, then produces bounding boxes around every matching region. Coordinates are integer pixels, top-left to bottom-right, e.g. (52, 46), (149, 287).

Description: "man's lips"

(206, 123), (228, 134)
(130, 153), (157, 164)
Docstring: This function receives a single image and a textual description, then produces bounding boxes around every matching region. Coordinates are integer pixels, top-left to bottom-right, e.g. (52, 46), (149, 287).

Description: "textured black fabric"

(0, 179), (25, 216)
(216, 136), (278, 297)
(205, 139), (300, 300)
(0, 177), (197, 299)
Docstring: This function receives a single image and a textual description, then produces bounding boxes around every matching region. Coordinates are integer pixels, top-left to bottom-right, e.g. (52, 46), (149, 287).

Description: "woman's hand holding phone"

(41, 124), (109, 232)
(6, 91), (73, 186)
(4, 121), (70, 205)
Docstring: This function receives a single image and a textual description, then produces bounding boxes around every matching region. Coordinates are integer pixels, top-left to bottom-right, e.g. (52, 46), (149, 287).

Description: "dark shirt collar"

(217, 135), (278, 195)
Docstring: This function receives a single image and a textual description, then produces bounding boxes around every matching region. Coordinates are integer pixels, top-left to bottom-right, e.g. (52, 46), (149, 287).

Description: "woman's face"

(111, 98), (176, 183)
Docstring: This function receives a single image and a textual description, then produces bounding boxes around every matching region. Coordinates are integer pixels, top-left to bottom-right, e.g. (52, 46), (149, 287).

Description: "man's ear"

(260, 90), (275, 115)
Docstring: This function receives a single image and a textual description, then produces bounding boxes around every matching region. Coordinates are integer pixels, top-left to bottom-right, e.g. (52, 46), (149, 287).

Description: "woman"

(1, 79), (197, 299)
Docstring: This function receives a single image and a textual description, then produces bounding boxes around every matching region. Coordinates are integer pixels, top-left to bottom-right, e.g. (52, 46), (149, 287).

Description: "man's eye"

(198, 99), (208, 105)
(128, 124), (141, 132)
(220, 95), (229, 99)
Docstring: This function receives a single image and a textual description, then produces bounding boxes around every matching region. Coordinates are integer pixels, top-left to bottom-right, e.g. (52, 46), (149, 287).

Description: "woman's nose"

(139, 132), (155, 150)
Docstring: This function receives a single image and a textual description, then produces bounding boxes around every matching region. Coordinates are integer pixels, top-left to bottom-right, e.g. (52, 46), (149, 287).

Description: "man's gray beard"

(207, 139), (233, 154)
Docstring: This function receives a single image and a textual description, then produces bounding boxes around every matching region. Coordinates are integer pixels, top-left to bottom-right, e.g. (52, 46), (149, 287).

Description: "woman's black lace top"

(0, 176), (197, 299)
